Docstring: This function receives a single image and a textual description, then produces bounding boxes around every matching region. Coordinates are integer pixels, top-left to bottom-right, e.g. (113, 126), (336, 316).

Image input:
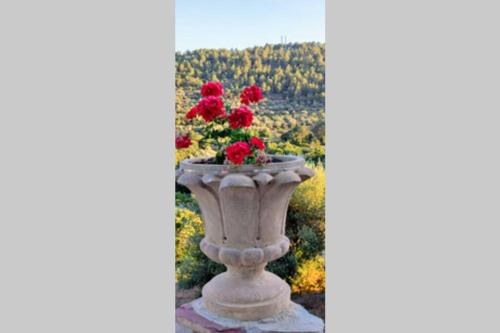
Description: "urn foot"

(202, 268), (290, 321)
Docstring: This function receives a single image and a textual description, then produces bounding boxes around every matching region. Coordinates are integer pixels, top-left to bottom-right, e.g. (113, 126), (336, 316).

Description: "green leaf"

(215, 150), (225, 164)
(244, 155), (256, 165)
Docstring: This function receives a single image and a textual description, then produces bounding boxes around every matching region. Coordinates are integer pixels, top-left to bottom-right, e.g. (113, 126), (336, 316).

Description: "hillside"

(176, 42), (325, 111)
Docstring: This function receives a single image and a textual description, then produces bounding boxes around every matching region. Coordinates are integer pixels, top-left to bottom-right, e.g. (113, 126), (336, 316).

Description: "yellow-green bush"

(175, 144), (215, 165)
(288, 163), (325, 237)
(304, 143), (325, 164)
(175, 208), (203, 263)
(291, 255), (325, 294)
(266, 141), (303, 156)
(289, 163), (325, 220)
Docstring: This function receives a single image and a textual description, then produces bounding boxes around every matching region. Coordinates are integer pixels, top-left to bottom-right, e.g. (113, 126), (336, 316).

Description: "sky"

(176, 0), (325, 52)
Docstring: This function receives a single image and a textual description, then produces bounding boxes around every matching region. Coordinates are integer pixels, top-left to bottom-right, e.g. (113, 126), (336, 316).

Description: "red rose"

(175, 135), (191, 149)
(201, 81), (224, 97)
(228, 106), (253, 129)
(226, 141), (251, 165)
(240, 85), (264, 105)
(249, 136), (266, 150)
(186, 105), (199, 120)
(197, 96), (226, 122)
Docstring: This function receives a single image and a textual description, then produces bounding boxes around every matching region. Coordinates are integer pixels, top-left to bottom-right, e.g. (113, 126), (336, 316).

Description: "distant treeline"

(176, 42), (325, 109)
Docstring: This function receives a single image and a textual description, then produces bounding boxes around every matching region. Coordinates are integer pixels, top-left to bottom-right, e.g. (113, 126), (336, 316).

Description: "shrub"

(295, 225), (324, 261)
(291, 255), (325, 294)
(175, 208), (203, 263)
(305, 143), (325, 164)
(288, 163), (325, 238)
(175, 144), (215, 165)
(267, 251), (298, 284)
(175, 192), (199, 213)
(176, 234), (226, 289)
(266, 141), (303, 156)
(281, 125), (314, 145)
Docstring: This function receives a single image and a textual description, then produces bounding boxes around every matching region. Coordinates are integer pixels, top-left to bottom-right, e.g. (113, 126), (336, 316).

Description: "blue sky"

(176, 0), (325, 52)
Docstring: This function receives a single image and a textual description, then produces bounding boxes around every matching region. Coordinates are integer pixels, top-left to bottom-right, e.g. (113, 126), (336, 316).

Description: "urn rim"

(179, 154), (305, 175)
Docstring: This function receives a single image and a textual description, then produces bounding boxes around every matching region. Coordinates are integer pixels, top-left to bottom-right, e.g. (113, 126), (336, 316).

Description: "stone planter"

(176, 155), (314, 321)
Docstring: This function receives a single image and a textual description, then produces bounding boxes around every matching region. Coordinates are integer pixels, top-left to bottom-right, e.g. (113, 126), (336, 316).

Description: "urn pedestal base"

(176, 298), (325, 333)
(202, 266), (290, 321)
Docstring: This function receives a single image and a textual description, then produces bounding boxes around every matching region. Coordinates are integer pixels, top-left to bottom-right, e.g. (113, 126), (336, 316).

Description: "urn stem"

(226, 263), (266, 280)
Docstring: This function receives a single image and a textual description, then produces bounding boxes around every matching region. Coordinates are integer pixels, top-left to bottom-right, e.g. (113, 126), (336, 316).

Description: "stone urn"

(176, 155), (314, 321)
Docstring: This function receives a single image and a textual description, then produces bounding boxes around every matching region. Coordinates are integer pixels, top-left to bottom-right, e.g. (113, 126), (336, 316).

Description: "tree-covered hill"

(176, 42), (325, 112)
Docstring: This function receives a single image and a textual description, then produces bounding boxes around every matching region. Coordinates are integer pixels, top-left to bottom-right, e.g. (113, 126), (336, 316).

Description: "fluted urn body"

(176, 155), (314, 321)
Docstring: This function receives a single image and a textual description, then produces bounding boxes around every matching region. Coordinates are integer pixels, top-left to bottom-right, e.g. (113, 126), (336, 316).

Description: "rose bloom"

(226, 141), (251, 165)
(197, 96), (225, 122)
(228, 106), (253, 129)
(201, 81), (224, 97)
(249, 136), (266, 150)
(186, 105), (199, 120)
(240, 85), (264, 105)
(175, 135), (191, 149)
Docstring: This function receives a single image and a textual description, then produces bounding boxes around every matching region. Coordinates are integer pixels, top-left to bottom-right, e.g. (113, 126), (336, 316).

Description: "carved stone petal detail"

(200, 238), (221, 264)
(259, 171), (302, 244)
(177, 172), (202, 188)
(202, 174), (221, 186)
(263, 244), (282, 262)
(220, 174), (256, 189)
(200, 237), (290, 266)
(279, 237), (290, 253)
(274, 170), (302, 185)
(178, 173), (224, 245)
(253, 173), (274, 186)
(219, 247), (241, 266)
(202, 174), (221, 193)
(296, 166), (316, 181)
(219, 174), (259, 246)
(241, 248), (264, 266)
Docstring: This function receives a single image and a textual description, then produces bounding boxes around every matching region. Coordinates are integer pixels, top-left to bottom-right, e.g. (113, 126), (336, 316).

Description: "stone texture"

(176, 156), (315, 321)
(176, 298), (325, 333)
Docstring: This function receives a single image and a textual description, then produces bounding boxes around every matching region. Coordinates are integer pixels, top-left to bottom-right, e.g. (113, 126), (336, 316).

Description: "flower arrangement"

(176, 82), (269, 165)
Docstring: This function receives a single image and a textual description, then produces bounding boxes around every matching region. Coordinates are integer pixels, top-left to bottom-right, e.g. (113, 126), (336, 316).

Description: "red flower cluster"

(201, 81), (224, 97)
(225, 137), (266, 165)
(240, 85), (264, 105)
(197, 96), (225, 122)
(175, 135), (191, 149)
(178, 81), (268, 164)
(228, 107), (253, 129)
(250, 136), (266, 150)
(226, 141), (251, 165)
(186, 105), (199, 120)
